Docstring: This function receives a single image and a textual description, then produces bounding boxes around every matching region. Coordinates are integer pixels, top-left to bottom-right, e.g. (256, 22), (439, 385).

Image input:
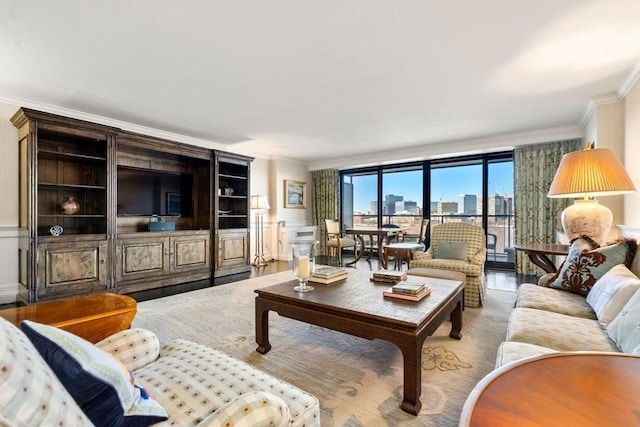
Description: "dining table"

(344, 227), (405, 267)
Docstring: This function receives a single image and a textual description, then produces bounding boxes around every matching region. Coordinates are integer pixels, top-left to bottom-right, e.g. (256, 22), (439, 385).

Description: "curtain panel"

(311, 169), (340, 255)
(514, 139), (583, 274)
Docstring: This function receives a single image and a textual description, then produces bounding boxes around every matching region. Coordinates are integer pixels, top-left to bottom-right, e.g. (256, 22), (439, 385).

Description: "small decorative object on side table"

(290, 241), (318, 292)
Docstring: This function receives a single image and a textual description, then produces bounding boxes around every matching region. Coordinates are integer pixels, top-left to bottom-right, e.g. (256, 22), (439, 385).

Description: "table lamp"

(547, 143), (636, 245)
(250, 194), (271, 266)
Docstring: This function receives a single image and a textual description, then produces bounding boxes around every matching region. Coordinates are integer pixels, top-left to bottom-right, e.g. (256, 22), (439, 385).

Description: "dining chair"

(325, 219), (357, 264)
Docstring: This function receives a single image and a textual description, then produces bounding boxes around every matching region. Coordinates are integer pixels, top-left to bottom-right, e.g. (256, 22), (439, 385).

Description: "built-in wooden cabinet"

(116, 230), (211, 292)
(12, 108), (252, 303)
(214, 151), (252, 277)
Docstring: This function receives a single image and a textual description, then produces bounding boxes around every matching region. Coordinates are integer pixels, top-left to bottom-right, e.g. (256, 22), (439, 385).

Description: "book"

(383, 286), (431, 301)
(373, 269), (407, 282)
(391, 282), (426, 295)
(312, 266), (348, 279)
(308, 273), (348, 285)
(370, 277), (403, 284)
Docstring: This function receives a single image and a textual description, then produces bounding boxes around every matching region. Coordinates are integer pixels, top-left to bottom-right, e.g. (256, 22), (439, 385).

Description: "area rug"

(133, 271), (516, 426)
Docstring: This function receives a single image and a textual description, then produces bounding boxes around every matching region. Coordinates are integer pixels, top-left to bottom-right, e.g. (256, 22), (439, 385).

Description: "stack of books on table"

(383, 281), (431, 301)
(308, 266), (348, 284)
(370, 269), (407, 284)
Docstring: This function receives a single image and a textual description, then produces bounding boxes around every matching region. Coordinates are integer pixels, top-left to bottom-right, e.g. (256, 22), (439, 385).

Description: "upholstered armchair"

(409, 222), (487, 307)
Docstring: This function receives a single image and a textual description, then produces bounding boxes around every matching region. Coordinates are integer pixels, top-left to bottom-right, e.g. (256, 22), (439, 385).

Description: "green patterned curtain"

(514, 139), (583, 274)
(311, 169), (340, 255)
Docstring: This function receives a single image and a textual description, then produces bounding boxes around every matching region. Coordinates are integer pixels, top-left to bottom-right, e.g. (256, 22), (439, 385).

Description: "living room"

(1, 1), (640, 425)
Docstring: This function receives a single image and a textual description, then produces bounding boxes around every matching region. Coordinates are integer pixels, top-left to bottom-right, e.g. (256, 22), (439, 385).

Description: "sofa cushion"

(607, 288), (640, 353)
(96, 328), (161, 372)
(134, 339), (320, 427)
(586, 264), (640, 326)
(436, 241), (468, 261)
(495, 341), (558, 368)
(0, 317), (93, 426)
(543, 236), (637, 296)
(21, 320), (168, 427)
(409, 258), (483, 276)
(202, 391), (291, 427)
(505, 308), (619, 352)
(516, 283), (596, 319)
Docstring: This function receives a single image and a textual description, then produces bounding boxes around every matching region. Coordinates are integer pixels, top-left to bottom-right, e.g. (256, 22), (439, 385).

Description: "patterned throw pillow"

(543, 236), (637, 296)
(21, 320), (167, 427)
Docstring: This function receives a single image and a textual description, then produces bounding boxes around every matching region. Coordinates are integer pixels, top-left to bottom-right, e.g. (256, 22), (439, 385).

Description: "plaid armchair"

(410, 222), (487, 307)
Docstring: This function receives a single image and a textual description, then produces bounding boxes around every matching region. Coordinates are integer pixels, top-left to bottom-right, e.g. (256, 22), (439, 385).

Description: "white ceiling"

(1, 1), (639, 169)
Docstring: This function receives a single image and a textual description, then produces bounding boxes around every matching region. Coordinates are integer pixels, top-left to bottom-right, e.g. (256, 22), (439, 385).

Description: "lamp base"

(561, 199), (612, 245)
(252, 254), (269, 267)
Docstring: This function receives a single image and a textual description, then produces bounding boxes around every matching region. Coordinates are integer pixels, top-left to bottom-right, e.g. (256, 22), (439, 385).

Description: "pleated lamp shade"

(547, 146), (636, 245)
(548, 148), (635, 198)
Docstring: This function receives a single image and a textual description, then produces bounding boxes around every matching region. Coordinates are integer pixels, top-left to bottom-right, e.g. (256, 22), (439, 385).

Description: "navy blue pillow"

(21, 320), (167, 427)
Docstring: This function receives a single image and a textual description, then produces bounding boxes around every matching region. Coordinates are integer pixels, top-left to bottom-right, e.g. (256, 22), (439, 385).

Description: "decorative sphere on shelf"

(60, 196), (80, 215)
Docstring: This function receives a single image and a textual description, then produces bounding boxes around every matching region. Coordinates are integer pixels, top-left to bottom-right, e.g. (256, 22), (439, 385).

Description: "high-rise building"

(458, 194), (477, 215)
(370, 201), (378, 214)
(437, 201), (458, 215)
(404, 200), (418, 214)
(384, 194), (403, 215)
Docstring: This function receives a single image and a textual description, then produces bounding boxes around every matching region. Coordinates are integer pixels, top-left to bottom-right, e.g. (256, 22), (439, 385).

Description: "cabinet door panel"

(217, 231), (248, 269)
(171, 235), (210, 271)
(117, 237), (170, 281)
(36, 240), (107, 299)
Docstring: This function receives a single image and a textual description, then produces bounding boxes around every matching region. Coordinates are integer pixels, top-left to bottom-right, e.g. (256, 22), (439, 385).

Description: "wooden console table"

(0, 293), (137, 343)
(514, 243), (569, 273)
(459, 352), (640, 426)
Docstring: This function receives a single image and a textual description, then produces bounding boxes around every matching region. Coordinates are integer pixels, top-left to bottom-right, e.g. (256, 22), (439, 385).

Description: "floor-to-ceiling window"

(340, 152), (514, 267)
(382, 167), (423, 234)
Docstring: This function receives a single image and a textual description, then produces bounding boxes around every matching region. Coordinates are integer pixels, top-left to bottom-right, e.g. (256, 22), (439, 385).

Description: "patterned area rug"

(133, 270), (516, 426)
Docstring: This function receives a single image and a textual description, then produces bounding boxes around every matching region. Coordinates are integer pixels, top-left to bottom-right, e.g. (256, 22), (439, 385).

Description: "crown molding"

(0, 93), (231, 151)
(618, 61), (640, 99)
(308, 125), (582, 171)
(579, 92), (621, 129)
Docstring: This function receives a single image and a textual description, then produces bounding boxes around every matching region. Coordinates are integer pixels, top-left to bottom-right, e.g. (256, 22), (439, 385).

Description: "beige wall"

(585, 80), (640, 230)
(0, 102), (19, 227)
(624, 80), (640, 226)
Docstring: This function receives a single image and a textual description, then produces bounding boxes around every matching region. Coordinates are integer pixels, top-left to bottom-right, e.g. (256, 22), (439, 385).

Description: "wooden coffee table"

(254, 271), (464, 415)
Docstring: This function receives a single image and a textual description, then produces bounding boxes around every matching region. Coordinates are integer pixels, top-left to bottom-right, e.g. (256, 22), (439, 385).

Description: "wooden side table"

(383, 243), (424, 270)
(459, 352), (640, 427)
(514, 243), (569, 273)
(0, 293), (137, 343)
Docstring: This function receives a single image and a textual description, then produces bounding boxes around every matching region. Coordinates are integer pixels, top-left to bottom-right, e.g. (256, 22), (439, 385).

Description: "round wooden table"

(459, 352), (640, 427)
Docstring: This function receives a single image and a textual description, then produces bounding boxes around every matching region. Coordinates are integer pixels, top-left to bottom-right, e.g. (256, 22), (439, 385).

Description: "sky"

(350, 162), (514, 212)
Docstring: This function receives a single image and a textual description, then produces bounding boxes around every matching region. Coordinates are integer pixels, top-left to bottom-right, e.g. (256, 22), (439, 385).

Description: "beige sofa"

(0, 317), (320, 426)
(496, 237), (640, 368)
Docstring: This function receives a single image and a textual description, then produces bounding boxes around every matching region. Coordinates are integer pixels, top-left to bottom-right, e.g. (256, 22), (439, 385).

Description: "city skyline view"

(351, 162), (514, 213)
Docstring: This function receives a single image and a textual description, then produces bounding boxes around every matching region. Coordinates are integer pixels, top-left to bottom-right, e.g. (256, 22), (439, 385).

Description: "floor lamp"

(250, 194), (270, 266)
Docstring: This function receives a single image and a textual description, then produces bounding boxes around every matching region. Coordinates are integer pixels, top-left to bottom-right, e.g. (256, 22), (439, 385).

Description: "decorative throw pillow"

(21, 320), (167, 427)
(436, 241), (468, 261)
(586, 264), (640, 326)
(606, 287), (640, 353)
(543, 236), (637, 296)
(0, 317), (93, 426)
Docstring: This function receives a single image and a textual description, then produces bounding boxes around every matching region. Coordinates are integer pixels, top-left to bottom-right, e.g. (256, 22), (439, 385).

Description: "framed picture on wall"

(167, 192), (181, 215)
(284, 180), (306, 208)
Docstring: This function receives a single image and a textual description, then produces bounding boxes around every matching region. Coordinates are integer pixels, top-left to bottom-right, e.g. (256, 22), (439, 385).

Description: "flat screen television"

(117, 167), (193, 217)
